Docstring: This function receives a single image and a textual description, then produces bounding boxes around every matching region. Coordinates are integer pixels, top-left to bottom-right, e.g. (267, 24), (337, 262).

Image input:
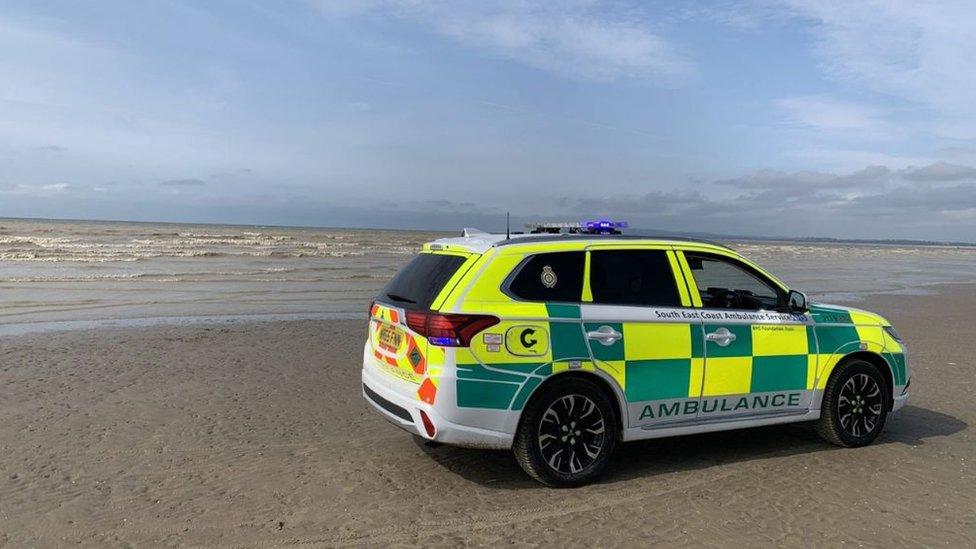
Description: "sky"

(1, 1), (976, 241)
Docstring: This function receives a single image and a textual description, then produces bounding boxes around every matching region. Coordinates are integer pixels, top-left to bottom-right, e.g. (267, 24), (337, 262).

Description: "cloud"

(852, 183), (976, 211)
(900, 162), (976, 182)
(713, 166), (893, 202)
(0, 182), (71, 196)
(717, 168), (866, 190)
(712, 162), (976, 196)
(771, 1), (976, 138)
(566, 189), (707, 216)
(159, 178), (207, 187)
(775, 95), (895, 139)
(936, 147), (976, 161)
(563, 162), (976, 240)
(315, 1), (693, 82)
(779, 147), (930, 173)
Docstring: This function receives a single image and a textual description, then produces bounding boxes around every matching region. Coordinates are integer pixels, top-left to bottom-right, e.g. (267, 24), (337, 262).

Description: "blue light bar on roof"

(524, 220), (629, 234)
(583, 220), (628, 234)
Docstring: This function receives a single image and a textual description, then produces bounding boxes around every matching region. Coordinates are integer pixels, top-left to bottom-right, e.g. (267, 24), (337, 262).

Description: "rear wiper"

(384, 293), (417, 304)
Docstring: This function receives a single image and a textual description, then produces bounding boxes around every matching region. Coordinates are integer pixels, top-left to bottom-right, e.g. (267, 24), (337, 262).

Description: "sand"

(1, 286), (973, 547)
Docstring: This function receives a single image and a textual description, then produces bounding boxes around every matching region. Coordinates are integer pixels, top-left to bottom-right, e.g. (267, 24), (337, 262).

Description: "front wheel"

(513, 377), (618, 487)
(815, 359), (889, 447)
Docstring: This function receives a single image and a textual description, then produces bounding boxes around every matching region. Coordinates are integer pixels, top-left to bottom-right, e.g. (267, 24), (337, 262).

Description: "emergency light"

(525, 220), (628, 235)
(584, 220), (628, 234)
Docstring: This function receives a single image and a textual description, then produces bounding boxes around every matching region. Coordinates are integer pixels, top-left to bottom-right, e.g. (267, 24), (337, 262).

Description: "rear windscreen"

(379, 253), (467, 309)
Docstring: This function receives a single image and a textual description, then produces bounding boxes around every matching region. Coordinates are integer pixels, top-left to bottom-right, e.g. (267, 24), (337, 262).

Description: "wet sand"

(0, 285), (973, 547)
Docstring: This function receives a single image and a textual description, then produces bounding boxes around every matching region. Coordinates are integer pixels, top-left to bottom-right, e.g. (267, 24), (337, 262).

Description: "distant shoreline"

(3, 215), (974, 248)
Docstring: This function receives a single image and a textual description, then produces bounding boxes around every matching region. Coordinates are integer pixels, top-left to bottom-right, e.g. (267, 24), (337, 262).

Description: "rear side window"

(590, 249), (681, 307)
(508, 252), (584, 303)
(380, 253), (467, 309)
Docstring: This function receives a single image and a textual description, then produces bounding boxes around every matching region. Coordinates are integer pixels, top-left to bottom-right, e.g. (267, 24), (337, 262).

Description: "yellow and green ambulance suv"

(362, 223), (909, 486)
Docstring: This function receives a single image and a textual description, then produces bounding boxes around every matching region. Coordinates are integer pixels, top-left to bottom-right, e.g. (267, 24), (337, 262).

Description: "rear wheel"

(815, 359), (889, 447)
(513, 377), (618, 487)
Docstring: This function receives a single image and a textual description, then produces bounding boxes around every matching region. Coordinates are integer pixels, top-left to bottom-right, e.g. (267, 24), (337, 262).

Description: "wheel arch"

(518, 370), (627, 437)
(831, 351), (895, 410)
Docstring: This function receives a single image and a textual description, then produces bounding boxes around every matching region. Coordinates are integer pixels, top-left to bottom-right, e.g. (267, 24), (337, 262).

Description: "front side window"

(685, 253), (782, 310)
(589, 249), (681, 307)
(508, 252), (585, 303)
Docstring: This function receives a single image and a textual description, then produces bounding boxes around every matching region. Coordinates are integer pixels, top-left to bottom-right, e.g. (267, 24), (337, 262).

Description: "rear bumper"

(361, 357), (513, 449)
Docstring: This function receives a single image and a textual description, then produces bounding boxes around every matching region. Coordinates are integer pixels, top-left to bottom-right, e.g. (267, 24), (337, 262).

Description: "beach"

(1, 219), (975, 546)
(1, 289), (973, 546)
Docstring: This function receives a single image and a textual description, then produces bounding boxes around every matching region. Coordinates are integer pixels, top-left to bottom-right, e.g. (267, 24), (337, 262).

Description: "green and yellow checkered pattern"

(586, 321), (816, 403)
(452, 303), (907, 411)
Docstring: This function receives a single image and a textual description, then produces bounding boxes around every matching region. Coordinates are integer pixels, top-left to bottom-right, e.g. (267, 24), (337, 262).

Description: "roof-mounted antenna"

(506, 212), (511, 240)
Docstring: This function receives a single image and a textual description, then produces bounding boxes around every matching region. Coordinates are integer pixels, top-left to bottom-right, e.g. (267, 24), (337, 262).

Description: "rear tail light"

(405, 311), (499, 347)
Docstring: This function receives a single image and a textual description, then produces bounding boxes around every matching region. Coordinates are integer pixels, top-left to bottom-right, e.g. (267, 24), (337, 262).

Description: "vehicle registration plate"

(379, 325), (403, 349)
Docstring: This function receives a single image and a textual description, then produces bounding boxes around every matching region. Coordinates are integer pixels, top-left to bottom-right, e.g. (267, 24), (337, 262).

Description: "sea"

(1, 218), (974, 335)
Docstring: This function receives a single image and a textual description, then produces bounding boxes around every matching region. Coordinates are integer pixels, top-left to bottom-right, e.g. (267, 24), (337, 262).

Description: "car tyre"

(513, 377), (618, 487)
(815, 358), (889, 447)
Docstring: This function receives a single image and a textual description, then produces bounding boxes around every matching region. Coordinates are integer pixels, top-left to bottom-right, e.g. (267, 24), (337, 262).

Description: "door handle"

(705, 327), (737, 347)
(586, 325), (622, 346)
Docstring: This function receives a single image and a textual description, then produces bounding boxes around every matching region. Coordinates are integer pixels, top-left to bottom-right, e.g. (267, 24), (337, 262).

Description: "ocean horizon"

(2, 217), (975, 334)
(4, 215), (975, 247)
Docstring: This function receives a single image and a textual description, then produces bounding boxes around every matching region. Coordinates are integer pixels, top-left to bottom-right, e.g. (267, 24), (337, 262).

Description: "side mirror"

(787, 290), (808, 313)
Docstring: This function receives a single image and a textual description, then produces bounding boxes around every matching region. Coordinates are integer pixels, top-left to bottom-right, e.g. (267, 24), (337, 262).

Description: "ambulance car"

(362, 223), (909, 486)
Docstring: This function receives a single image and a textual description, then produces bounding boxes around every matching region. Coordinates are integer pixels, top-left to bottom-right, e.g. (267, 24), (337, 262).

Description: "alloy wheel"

(837, 373), (883, 437)
(537, 394), (606, 474)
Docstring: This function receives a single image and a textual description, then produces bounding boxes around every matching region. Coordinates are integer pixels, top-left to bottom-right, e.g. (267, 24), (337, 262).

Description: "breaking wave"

(0, 228), (424, 263)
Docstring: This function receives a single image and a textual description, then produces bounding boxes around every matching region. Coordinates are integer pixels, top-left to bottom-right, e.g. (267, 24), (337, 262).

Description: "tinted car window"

(685, 253), (782, 310)
(590, 250), (681, 307)
(508, 252), (584, 302)
(380, 253), (466, 309)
